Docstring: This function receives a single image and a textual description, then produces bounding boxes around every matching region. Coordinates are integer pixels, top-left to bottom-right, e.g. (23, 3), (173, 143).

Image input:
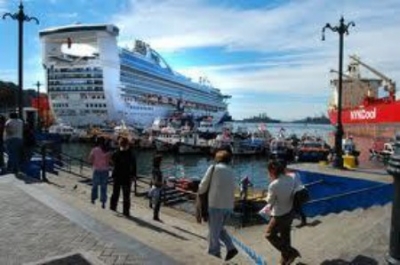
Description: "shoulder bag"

(195, 165), (215, 223)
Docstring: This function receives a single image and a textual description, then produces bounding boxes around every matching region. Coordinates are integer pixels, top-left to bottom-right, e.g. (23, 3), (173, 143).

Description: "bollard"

(386, 133), (400, 265)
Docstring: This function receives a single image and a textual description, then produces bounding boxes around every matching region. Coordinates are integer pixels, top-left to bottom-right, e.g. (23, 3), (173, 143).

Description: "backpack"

(294, 188), (310, 206)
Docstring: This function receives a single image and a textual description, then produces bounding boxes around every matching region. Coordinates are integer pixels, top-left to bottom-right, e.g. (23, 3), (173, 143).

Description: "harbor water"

(61, 123), (335, 189)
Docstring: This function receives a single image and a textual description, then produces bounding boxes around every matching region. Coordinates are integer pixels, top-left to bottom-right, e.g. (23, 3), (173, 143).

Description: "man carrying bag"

(196, 150), (238, 261)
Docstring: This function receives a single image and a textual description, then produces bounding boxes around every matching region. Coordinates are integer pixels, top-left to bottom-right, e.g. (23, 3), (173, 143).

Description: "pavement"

(1, 160), (394, 265)
(0, 172), (251, 265)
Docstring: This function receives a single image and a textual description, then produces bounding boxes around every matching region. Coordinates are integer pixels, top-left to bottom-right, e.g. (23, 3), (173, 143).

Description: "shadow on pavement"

(321, 255), (378, 265)
(122, 215), (189, 241)
(172, 225), (207, 240)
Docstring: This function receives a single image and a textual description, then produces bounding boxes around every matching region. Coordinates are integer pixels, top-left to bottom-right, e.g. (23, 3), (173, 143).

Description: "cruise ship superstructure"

(39, 24), (231, 128)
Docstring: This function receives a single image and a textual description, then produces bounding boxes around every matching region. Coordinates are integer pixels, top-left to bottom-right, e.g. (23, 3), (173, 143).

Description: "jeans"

(5, 138), (23, 174)
(91, 170), (109, 204)
(207, 209), (235, 257)
(151, 187), (162, 219)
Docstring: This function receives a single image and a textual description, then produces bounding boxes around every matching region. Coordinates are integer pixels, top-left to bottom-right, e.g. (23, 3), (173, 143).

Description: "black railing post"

(40, 144), (48, 182)
(386, 134), (400, 264)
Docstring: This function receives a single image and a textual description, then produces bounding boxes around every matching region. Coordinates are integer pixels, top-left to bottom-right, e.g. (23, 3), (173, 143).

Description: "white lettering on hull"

(350, 108), (377, 120)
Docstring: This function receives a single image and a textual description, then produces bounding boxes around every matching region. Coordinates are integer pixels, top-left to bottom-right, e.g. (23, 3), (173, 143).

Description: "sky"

(1, 0), (400, 121)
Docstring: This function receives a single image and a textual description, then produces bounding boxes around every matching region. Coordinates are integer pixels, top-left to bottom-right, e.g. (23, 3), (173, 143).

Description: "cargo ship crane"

(349, 55), (396, 100)
(330, 69), (352, 79)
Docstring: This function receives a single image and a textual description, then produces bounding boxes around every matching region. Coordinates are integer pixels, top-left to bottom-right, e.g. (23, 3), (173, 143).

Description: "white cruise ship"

(39, 24), (231, 129)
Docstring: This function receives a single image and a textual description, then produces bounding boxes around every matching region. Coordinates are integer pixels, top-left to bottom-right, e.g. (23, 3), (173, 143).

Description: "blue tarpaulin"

(296, 170), (393, 217)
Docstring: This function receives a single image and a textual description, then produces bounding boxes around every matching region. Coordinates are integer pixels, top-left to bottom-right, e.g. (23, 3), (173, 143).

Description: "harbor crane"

(349, 55), (396, 98)
(330, 68), (377, 98)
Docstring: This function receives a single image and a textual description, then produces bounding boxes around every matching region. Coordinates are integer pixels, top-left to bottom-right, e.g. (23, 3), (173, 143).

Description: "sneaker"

(101, 202), (105, 209)
(225, 248), (238, 261)
(284, 249), (301, 265)
(153, 217), (163, 222)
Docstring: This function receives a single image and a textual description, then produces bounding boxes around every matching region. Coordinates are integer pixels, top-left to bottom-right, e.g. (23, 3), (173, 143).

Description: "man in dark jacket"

(110, 137), (136, 217)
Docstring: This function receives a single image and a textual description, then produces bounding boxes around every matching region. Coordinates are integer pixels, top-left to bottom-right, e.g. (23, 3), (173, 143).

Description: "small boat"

(113, 120), (140, 142)
(178, 132), (211, 154)
(269, 138), (295, 161)
(154, 129), (181, 152)
(296, 140), (330, 162)
(48, 123), (78, 142)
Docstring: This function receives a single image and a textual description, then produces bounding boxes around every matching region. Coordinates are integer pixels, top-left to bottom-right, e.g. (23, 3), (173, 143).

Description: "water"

(62, 123), (335, 189)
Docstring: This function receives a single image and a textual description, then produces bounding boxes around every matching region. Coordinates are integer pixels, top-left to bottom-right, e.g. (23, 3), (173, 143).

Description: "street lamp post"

(322, 17), (355, 169)
(34, 81), (41, 130)
(3, 1), (39, 120)
(387, 134), (400, 265)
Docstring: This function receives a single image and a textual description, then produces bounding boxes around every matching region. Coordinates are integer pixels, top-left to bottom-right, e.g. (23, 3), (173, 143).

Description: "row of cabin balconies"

(48, 86), (103, 92)
(49, 80), (103, 85)
(53, 67), (102, 73)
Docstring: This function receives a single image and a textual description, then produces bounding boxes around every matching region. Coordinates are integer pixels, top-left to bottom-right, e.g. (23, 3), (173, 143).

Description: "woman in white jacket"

(198, 150), (238, 261)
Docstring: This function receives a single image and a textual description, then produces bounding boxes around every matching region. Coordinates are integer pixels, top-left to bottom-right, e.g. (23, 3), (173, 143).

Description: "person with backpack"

(288, 171), (308, 227)
(265, 160), (301, 265)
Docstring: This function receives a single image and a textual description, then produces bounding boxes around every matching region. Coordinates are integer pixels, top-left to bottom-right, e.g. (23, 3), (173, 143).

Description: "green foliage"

(291, 113), (330, 124)
(241, 112), (281, 123)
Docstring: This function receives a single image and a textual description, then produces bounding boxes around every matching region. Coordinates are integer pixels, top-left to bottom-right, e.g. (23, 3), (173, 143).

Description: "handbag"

(195, 165), (215, 223)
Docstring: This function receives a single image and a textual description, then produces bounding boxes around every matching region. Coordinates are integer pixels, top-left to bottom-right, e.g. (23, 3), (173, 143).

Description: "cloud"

(0, 69), (17, 82)
(48, 12), (79, 19)
(112, 0), (400, 120)
(0, 0), (7, 12)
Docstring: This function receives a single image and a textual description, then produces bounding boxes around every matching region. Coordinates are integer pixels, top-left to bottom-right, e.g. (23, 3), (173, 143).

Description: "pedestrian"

(239, 175), (252, 201)
(88, 136), (111, 209)
(198, 150), (239, 261)
(287, 171), (308, 227)
(110, 137), (136, 217)
(265, 160), (301, 265)
(4, 113), (23, 174)
(149, 154), (163, 221)
(0, 115), (6, 174)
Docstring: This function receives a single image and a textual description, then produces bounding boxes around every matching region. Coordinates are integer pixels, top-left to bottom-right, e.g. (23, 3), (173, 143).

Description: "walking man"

(4, 113), (23, 175)
(265, 160), (301, 264)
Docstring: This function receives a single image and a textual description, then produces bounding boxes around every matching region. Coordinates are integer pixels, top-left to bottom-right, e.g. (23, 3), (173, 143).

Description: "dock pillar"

(386, 134), (400, 265)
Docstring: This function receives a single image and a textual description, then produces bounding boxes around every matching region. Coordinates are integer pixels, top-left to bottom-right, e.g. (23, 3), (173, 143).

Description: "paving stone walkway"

(0, 175), (176, 265)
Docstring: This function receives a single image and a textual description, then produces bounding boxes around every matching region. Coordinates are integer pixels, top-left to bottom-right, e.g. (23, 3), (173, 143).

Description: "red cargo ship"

(328, 55), (400, 138)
